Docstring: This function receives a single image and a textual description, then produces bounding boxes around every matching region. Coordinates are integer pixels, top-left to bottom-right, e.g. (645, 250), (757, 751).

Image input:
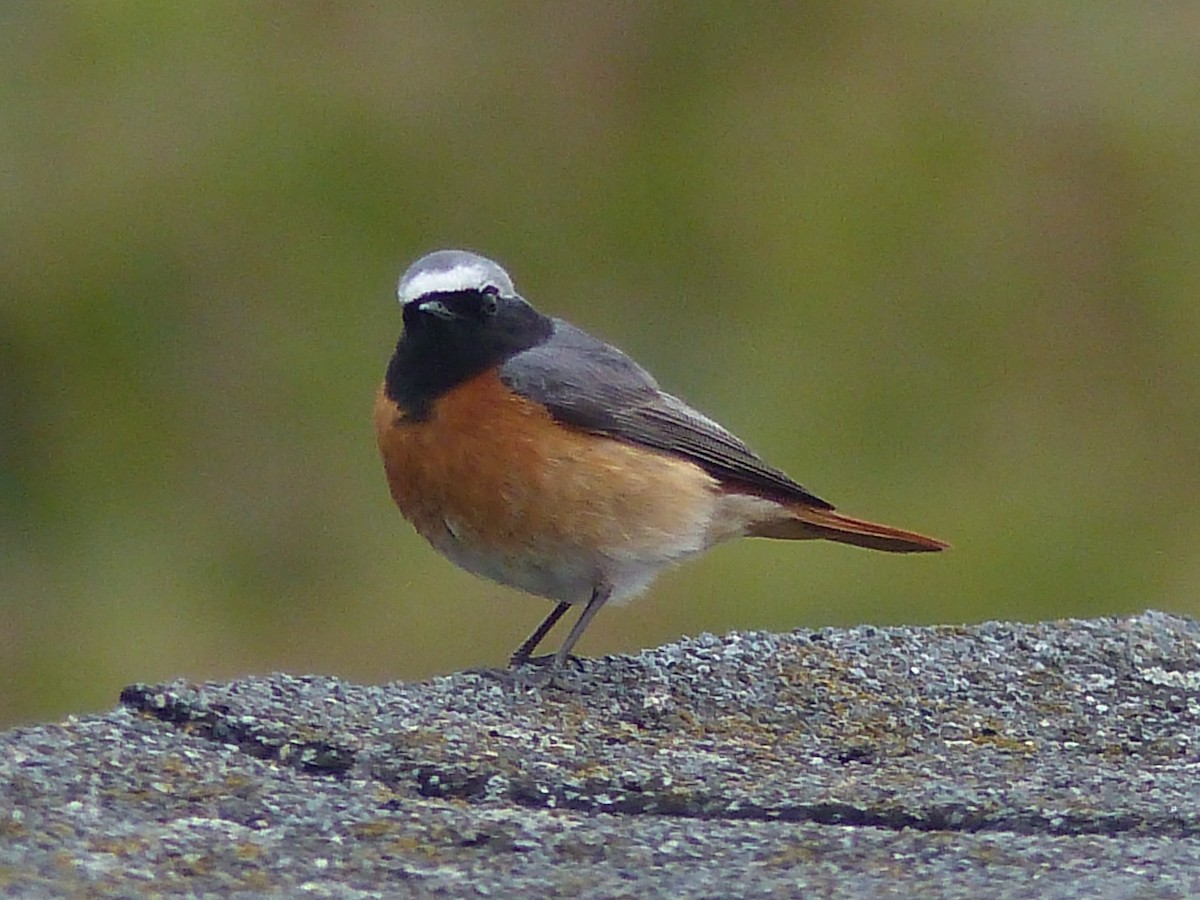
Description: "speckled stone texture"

(2, 611), (1199, 898)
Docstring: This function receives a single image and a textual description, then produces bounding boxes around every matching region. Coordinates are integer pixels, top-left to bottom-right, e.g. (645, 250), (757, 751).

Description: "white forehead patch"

(396, 251), (516, 305)
(398, 264), (491, 302)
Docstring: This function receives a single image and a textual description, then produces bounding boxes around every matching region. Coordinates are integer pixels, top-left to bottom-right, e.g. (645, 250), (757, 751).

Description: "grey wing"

(498, 320), (833, 509)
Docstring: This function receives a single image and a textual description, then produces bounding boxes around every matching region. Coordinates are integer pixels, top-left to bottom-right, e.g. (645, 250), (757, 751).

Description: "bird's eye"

(480, 286), (499, 315)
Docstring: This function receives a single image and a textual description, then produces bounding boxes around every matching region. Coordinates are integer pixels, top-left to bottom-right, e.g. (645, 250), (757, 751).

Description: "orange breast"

(373, 369), (721, 599)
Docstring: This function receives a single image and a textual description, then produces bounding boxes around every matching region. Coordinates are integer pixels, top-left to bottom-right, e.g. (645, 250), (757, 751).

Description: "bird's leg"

(552, 584), (612, 670)
(509, 601), (571, 667)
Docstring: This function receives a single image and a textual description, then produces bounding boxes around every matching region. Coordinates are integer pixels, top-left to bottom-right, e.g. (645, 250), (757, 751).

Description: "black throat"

(384, 291), (554, 419)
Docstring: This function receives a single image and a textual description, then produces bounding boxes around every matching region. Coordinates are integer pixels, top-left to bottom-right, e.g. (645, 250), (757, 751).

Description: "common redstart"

(375, 250), (946, 670)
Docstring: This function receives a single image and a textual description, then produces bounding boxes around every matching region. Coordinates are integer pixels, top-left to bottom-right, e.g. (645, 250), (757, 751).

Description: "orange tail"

(750, 505), (949, 553)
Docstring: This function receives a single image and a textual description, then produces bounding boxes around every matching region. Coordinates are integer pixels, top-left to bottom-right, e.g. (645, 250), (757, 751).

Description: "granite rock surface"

(2, 611), (1198, 897)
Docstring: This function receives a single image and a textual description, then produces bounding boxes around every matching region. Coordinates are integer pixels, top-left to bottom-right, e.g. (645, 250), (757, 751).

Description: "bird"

(374, 250), (947, 671)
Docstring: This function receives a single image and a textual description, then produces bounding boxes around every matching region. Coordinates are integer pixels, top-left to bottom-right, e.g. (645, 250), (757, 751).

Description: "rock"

(2, 611), (1199, 897)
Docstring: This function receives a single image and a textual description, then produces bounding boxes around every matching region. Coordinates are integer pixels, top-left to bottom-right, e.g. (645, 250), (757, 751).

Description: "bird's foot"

(505, 651), (587, 688)
(508, 651), (586, 670)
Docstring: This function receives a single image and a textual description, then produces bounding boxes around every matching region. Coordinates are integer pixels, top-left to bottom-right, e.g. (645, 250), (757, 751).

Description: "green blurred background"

(3, 4), (1198, 727)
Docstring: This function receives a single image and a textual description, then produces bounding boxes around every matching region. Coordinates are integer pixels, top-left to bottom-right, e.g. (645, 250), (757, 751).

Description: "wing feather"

(499, 321), (832, 509)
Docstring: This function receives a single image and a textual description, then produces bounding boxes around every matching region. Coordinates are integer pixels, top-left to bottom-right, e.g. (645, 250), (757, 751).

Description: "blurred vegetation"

(2, 4), (1198, 727)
